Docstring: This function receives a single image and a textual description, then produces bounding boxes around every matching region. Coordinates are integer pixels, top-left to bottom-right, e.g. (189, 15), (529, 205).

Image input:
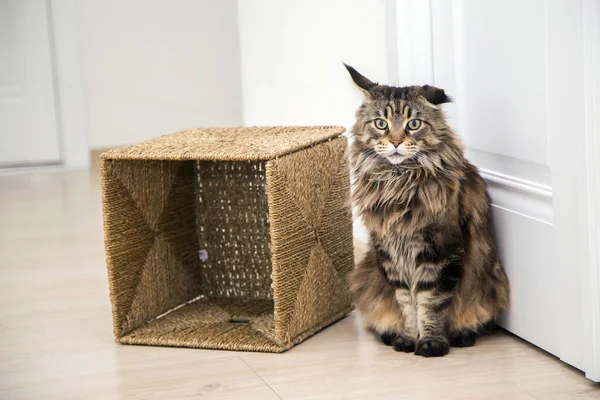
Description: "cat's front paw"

(415, 337), (449, 357)
(393, 334), (416, 353)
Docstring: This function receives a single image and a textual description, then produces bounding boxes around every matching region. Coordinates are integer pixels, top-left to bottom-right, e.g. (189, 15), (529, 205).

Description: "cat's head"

(345, 64), (455, 167)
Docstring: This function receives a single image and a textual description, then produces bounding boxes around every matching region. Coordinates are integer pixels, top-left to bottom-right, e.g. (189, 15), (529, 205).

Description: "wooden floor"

(1, 170), (599, 400)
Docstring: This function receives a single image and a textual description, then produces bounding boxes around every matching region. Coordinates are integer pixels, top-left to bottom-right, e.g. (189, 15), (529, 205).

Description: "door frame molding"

(392, 0), (435, 86)
(47, 0), (89, 169)
(582, 0), (600, 382)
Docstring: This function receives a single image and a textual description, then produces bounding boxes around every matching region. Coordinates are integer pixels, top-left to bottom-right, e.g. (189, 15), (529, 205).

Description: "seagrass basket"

(100, 126), (354, 352)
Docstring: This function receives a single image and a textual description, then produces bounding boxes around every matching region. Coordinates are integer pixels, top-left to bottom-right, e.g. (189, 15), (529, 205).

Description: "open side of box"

(101, 136), (354, 353)
(101, 158), (289, 352)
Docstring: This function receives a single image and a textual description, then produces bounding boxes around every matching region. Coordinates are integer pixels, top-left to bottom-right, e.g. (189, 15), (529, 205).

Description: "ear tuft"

(421, 85), (452, 105)
(343, 63), (376, 92)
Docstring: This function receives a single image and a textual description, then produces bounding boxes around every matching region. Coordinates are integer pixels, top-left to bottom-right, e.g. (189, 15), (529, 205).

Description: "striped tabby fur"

(345, 65), (510, 357)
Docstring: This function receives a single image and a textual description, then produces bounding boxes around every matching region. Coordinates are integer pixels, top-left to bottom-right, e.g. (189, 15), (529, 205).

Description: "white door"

(0, 0), (61, 167)
(423, 0), (600, 381)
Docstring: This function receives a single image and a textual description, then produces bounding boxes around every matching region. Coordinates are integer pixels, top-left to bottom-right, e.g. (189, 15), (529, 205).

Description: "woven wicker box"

(101, 126), (354, 353)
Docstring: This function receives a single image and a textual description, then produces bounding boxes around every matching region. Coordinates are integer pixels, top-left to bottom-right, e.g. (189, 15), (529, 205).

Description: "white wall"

(237, 0), (391, 130)
(79, 0), (243, 149)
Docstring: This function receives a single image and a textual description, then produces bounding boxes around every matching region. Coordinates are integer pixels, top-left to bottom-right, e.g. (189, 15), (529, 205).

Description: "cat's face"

(346, 64), (452, 166)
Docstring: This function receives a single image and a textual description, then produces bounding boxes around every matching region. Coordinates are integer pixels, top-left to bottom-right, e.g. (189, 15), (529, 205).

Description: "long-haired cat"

(345, 64), (510, 357)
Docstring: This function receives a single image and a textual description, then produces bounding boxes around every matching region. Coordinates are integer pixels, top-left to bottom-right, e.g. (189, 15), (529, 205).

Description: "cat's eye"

(374, 119), (388, 130)
(406, 119), (422, 130)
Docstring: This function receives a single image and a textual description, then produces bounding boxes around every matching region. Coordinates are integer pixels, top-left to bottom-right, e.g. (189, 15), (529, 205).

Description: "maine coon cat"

(345, 64), (510, 357)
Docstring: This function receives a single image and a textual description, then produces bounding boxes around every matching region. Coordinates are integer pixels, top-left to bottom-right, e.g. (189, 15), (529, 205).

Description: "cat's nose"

(390, 141), (401, 148)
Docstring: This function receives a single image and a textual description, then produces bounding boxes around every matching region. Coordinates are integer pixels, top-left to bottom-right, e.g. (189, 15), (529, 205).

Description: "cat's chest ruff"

(377, 236), (423, 282)
(390, 165), (409, 177)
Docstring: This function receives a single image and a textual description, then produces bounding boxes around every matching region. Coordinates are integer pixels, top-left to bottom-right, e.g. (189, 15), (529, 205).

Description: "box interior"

(114, 159), (283, 351)
(196, 160), (273, 301)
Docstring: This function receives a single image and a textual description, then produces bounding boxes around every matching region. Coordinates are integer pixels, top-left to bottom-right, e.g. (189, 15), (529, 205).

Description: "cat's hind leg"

(449, 329), (477, 347)
(449, 284), (503, 348)
(350, 249), (404, 347)
(449, 318), (498, 347)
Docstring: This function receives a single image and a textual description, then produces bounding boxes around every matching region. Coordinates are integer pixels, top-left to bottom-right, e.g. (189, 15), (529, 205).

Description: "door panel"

(0, 0), (61, 166)
(455, 1), (549, 168)
(492, 208), (555, 352)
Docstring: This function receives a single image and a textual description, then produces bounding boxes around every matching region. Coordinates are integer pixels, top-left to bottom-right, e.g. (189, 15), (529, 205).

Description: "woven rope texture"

(102, 126), (346, 161)
(101, 126), (353, 353)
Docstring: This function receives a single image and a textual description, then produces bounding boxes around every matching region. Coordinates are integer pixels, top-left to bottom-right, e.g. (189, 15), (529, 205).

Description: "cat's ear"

(419, 85), (452, 109)
(344, 63), (376, 98)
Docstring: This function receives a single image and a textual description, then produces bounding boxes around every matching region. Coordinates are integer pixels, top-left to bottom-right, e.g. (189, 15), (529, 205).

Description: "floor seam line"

(240, 356), (284, 400)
